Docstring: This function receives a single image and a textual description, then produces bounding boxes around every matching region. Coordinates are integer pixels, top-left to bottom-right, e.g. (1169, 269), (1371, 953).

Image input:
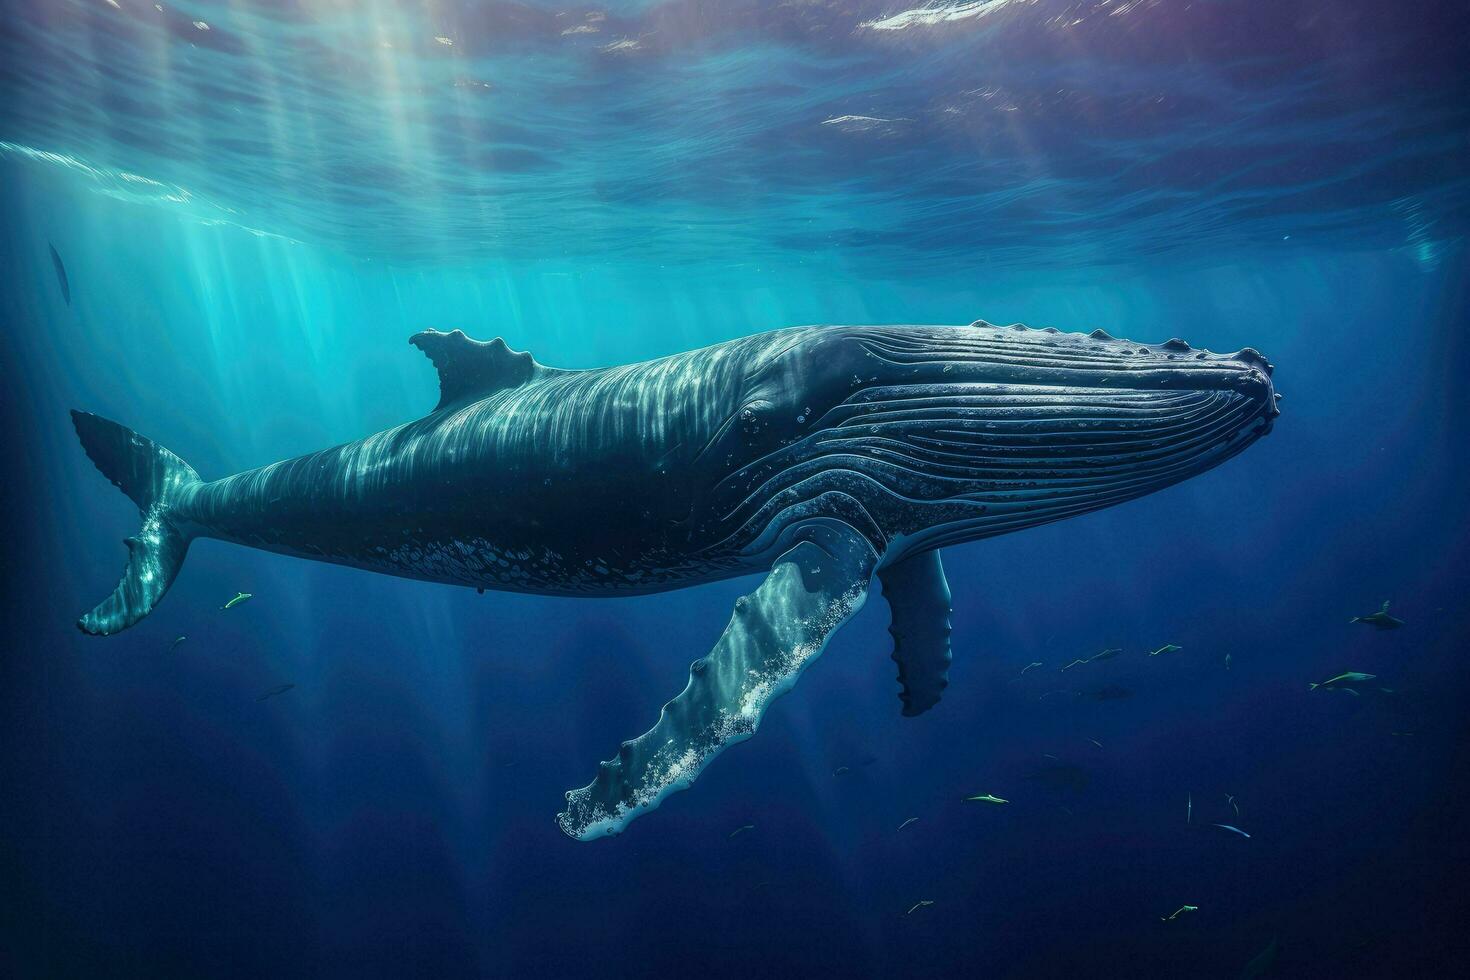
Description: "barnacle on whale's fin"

(879, 549), (952, 717)
(557, 526), (878, 841)
(409, 328), (557, 411)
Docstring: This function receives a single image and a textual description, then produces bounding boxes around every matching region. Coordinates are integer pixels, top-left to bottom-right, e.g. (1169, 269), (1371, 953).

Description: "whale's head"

(703, 321), (1278, 559)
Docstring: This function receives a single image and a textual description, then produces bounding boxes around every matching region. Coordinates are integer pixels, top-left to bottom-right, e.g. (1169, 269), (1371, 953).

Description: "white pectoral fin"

(556, 528), (877, 840)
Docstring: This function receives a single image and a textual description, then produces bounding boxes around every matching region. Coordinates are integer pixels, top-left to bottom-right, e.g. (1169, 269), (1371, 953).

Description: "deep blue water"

(2, 1), (1468, 977)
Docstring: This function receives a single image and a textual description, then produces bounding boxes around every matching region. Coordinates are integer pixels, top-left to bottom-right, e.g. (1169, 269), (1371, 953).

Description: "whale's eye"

(738, 399), (775, 433)
(735, 399), (779, 438)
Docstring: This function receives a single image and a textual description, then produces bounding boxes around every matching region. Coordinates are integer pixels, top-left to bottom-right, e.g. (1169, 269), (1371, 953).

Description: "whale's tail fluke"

(71, 411), (201, 636)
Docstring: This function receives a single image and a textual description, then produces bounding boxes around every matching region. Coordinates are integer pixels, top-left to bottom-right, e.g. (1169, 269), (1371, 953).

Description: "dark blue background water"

(2, 1), (1468, 976)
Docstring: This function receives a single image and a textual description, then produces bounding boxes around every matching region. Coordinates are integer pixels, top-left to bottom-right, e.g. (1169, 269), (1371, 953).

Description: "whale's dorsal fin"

(410, 329), (549, 411)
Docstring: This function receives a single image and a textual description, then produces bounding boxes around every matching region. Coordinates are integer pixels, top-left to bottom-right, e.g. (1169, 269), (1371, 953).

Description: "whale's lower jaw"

(704, 383), (1273, 560)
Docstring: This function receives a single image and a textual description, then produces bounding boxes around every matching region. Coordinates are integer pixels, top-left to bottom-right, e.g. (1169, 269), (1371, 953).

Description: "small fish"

(1187, 792), (1192, 824)
(1226, 794), (1240, 819)
(1088, 738), (1103, 749)
(905, 900), (934, 916)
(1059, 658), (1089, 672)
(1309, 671), (1375, 691)
(1392, 731), (1415, 737)
(222, 592), (253, 610)
(1351, 600), (1403, 630)
(1020, 661), (1043, 676)
(49, 243), (70, 305)
(1212, 823), (1251, 839)
(832, 766), (850, 776)
(898, 817), (918, 831)
(1042, 753), (1059, 761)
(1224, 652), (1232, 670)
(1148, 643), (1183, 657)
(1062, 648), (1122, 671)
(965, 793), (1009, 804)
(167, 635), (187, 653)
(728, 824), (754, 840)
(256, 683), (294, 702)
(1160, 904), (1198, 922)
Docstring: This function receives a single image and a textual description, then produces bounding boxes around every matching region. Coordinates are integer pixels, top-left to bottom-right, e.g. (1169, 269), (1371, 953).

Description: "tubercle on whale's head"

(701, 321), (1279, 558)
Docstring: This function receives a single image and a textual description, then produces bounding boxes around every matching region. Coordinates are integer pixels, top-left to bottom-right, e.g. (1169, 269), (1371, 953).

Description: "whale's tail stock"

(70, 411), (201, 636)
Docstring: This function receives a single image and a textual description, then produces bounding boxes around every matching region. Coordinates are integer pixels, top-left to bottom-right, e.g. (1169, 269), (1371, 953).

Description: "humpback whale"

(72, 320), (1278, 838)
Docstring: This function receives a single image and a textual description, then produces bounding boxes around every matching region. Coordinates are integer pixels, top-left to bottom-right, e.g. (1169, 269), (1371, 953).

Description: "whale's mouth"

(804, 381), (1273, 553)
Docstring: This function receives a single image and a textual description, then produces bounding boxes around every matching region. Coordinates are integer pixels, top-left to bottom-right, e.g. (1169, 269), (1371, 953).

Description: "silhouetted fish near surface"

(256, 683), (294, 702)
(167, 635), (186, 653)
(49, 243), (70, 305)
